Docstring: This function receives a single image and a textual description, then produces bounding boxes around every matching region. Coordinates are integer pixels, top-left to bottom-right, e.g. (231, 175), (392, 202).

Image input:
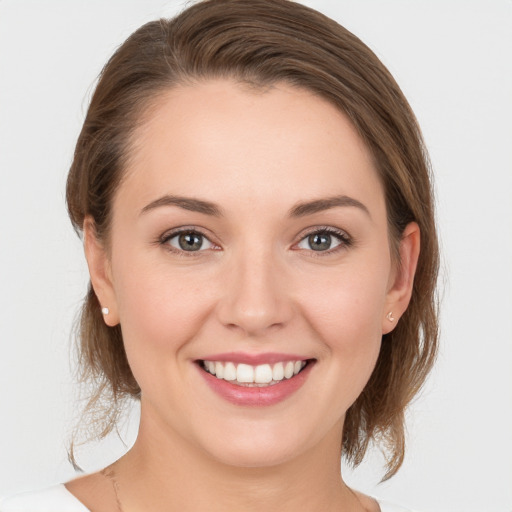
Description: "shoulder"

(376, 498), (421, 512)
(353, 488), (420, 512)
(0, 484), (89, 512)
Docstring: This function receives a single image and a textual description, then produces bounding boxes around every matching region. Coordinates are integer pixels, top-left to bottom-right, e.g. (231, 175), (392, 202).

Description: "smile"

(201, 360), (307, 387)
(196, 356), (315, 406)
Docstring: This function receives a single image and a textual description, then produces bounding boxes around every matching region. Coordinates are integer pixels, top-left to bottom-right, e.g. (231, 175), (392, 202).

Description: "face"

(87, 80), (417, 468)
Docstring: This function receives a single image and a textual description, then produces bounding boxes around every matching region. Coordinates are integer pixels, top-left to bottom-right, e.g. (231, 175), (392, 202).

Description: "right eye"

(163, 230), (215, 253)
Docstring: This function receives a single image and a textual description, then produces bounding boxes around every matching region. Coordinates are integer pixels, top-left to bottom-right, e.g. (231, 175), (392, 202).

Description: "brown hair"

(67, 0), (439, 478)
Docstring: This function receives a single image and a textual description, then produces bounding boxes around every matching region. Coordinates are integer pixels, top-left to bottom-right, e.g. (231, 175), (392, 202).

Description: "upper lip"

(197, 352), (312, 365)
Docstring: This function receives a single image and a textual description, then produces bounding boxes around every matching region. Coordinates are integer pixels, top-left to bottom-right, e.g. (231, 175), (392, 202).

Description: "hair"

(66, 0), (439, 479)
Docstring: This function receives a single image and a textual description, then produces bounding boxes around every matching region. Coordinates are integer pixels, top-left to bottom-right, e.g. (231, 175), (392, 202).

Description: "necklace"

(102, 464), (371, 512)
(101, 464), (124, 512)
(348, 487), (372, 512)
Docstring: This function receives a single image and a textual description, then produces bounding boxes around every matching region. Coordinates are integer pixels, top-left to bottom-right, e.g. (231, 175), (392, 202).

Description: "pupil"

(179, 233), (202, 251)
(309, 233), (331, 251)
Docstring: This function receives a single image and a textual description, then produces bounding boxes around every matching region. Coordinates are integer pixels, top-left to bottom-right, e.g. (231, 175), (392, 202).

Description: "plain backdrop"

(0, 1), (511, 511)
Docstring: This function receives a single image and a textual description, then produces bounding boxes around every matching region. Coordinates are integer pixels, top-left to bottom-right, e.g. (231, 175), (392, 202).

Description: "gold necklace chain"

(101, 463), (370, 512)
(101, 464), (124, 512)
(348, 487), (372, 512)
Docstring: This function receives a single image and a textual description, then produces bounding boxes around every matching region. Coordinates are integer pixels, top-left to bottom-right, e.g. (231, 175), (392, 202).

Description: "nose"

(215, 245), (294, 337)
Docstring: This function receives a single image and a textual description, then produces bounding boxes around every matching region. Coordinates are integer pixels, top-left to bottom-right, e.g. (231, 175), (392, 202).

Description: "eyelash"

(295, 226), (353, 256)
(158, 226), (353, 257)
(158, 226), (218, 257)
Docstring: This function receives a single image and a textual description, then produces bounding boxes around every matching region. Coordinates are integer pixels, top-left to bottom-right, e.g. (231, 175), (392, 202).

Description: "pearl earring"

(386, 311), (395, 322)
(101, 307), (110, 315)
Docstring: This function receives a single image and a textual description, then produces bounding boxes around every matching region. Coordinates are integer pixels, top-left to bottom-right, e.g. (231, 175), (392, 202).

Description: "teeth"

(237, 363), (254, 383)
(254, 364), (273, 384)
(202, 359), (307, 386)
(215, 361), (224, 379)
(284, 361), (294, 379)
(272, 362), (284, 381)
(224, 362), (237, 381)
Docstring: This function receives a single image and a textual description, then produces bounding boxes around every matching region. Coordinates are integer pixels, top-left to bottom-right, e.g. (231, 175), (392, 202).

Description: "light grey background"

(0, 1), (511, 511)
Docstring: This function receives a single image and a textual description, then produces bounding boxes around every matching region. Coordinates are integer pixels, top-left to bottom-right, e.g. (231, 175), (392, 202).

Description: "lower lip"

(197, 362), (314, 407)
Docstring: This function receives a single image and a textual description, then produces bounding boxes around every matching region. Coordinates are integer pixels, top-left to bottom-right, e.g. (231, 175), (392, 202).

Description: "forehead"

(118, 79), (385, 219)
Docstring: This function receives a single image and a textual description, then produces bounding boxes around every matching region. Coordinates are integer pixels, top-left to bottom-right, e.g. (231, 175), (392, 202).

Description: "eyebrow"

(140, 195), (223, 217)
(289, 195), (371, 218)
(140, 194), (370, 218)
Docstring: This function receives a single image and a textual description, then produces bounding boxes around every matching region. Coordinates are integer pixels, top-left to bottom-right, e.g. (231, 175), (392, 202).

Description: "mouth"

(198, 359), (312, 387)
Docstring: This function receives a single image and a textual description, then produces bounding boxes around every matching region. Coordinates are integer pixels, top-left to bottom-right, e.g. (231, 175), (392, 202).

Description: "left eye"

(297, 231), (346, 252)
(167, 231), (214, 252)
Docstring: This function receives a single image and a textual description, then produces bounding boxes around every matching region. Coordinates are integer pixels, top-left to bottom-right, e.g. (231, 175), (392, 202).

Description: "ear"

(382, 222), (421, 334)
(83, 216), (120, 327)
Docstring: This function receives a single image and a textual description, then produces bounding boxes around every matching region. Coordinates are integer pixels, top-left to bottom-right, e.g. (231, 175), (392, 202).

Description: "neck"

(113, 402), (362, 512)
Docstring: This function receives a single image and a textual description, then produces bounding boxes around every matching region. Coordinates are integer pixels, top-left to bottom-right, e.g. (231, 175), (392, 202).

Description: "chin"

(194, 417), (322, 469)
(207, 440), (303, 469)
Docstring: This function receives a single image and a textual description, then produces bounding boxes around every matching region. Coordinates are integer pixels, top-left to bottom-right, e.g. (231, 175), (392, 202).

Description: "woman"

(0, 0), (438, 511)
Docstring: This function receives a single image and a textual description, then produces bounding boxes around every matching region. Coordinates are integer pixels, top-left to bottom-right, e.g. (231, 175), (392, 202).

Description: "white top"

(0, 484), (418, 512)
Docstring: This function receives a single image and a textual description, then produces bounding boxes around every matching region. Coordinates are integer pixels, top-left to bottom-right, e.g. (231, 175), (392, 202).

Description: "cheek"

(300, 261), (389, 339)
(297, 262), (389, 392)
(111, 250), (216, 363)
(111, 262), (221, 406)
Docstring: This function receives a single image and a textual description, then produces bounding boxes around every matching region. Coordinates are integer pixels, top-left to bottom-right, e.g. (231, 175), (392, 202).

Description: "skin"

(67, 80), (420, 512)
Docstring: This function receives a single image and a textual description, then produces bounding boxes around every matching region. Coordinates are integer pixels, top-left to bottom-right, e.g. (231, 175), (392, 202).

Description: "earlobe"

(83, 217), (120, 326)
(382, 222), (421, 334)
